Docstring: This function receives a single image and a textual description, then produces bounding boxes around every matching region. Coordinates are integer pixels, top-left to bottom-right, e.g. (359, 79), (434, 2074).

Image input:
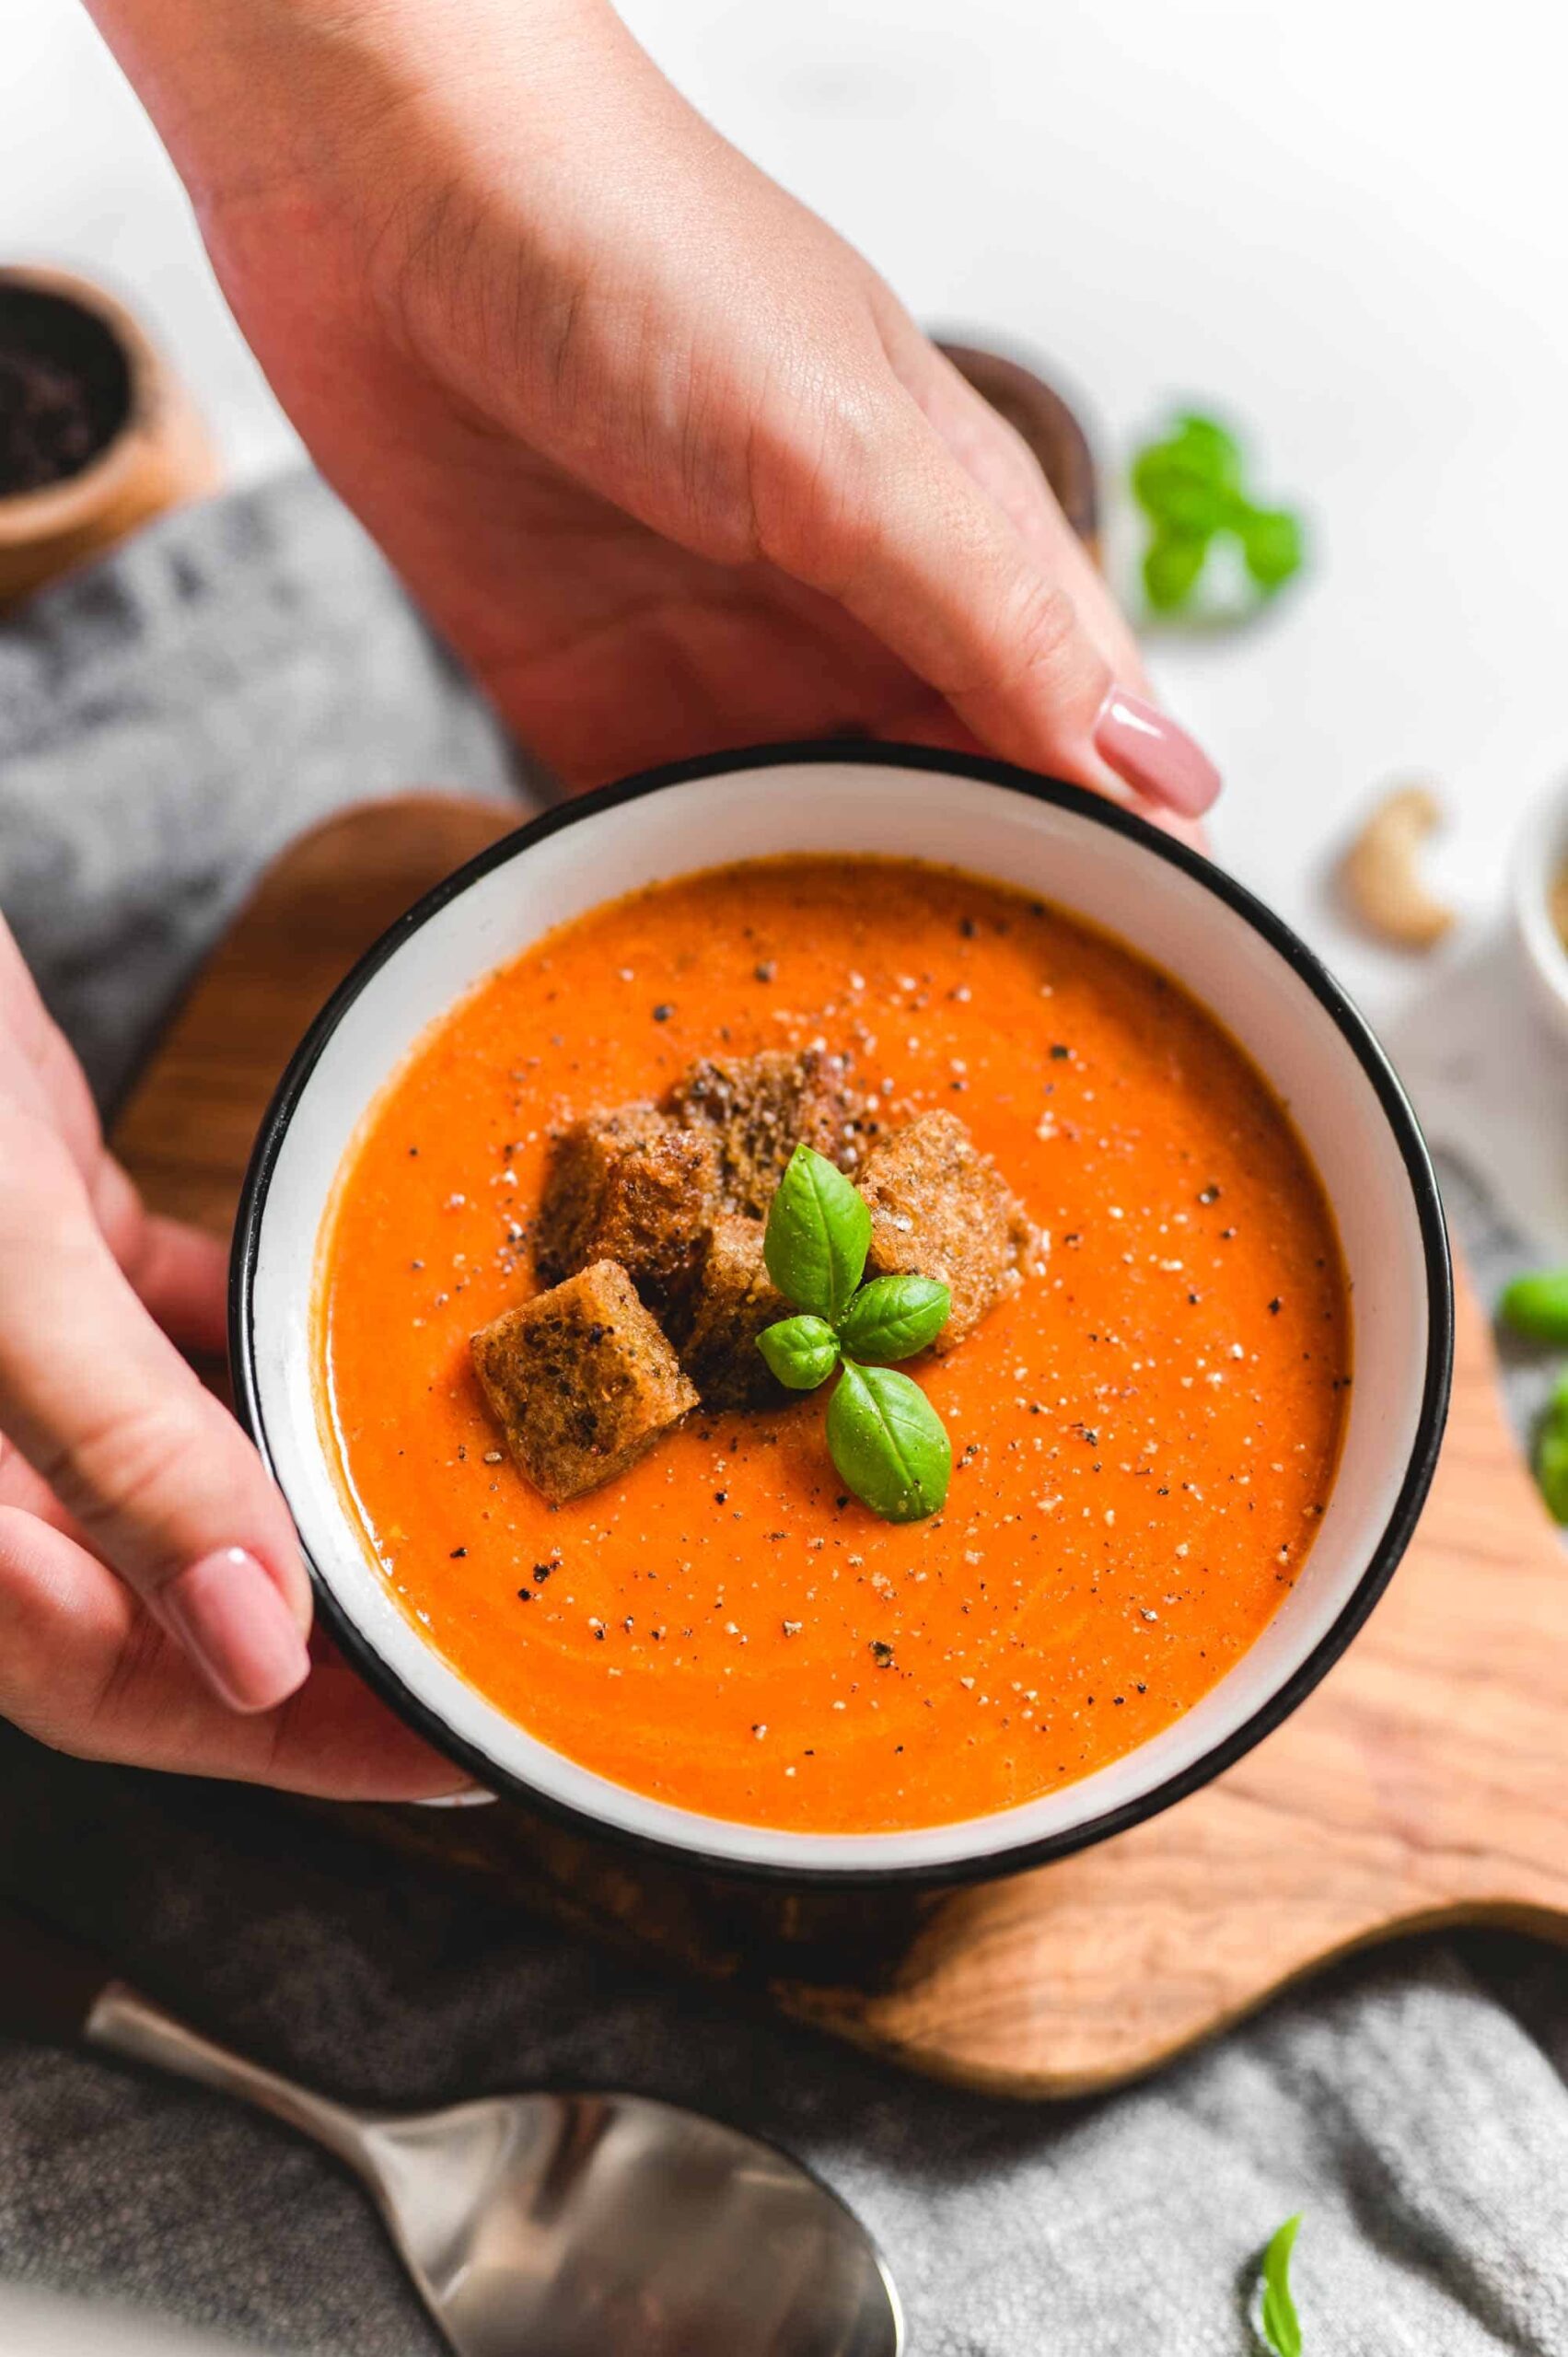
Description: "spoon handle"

(85, 1983), (375, 2173)
(0, 1899), (374, 2175)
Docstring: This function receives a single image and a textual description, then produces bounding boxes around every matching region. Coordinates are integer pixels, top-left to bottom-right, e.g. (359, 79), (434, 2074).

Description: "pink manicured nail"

(1094, 685), (1222, 817)
(160, 1547), (310, 1713)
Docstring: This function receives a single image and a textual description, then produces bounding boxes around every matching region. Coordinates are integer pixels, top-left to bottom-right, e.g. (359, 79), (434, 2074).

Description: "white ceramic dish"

(233, 746), (1453, 1885)
(1511, 780), (1568, 1046)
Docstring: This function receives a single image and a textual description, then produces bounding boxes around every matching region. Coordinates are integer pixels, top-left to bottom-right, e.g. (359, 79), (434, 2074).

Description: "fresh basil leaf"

(1239, 505), (1306, 592)
(1536, 1416), (1568, 1523)
(763, 1144), (870, 1322)
(1143, 527), (1210, 613)
(1260, 2214), (1303, 2357)
(837, 1273), (951, 1364)
(1500, 1267), (1568, 1344)
(1172, 411), (1244, 485)
(1130, 422), (1237, 534)
(757, 1315), (841, 1392)
(826, 1360), (951, 1523)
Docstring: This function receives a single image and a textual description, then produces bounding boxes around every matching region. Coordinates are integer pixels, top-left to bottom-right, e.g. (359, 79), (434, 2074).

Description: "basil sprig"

(1260, 2214), (1303, 2357)
(758, 1144), (952, 1522)
(1132, 410), (1305, 620)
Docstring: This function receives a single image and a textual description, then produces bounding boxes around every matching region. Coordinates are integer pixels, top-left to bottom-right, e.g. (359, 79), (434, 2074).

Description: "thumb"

(761, 378), (1220, 821)
(0, 1099), (310, 1713)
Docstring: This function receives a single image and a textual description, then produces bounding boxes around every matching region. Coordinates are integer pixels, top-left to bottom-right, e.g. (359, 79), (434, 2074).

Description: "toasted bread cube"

(575, 1125), (720, 1310)
(471, 1260), (697, 1503)
(680, 1215), (793, 1407)
(857, 1110), (1036, 1352)
(666, 1049), (862, 1215)
(535, 1103), (670, 1286)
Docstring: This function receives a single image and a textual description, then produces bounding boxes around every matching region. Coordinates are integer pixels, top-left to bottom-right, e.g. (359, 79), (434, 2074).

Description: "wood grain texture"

(113, 795), (1568, 2098)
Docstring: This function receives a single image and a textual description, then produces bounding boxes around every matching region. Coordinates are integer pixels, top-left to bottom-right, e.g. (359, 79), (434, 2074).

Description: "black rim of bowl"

(230, 742), (1455, 1888)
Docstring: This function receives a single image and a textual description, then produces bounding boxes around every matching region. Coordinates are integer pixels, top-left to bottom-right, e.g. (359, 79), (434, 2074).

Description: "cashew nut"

(1340, 784), (1454, 950)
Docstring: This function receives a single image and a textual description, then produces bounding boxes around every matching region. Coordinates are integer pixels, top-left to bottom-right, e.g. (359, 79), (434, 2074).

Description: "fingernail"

(1095, 685), (1221, 817)
(160, 1547), (311, 1713)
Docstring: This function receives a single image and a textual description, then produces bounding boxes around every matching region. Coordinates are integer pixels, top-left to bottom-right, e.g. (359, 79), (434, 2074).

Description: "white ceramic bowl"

(233, 746), (1453, 1884)
(1511, 781), (1568, 1045)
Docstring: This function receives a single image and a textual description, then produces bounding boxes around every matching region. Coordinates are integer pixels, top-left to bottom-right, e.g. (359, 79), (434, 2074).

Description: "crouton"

(857, 1110), (1036, 1351)
(534, 1103), (677, 1286)
(666, 1048), (862, 1215)
(574, 1125), (719, 1310)
(680, 1215), (793, 1408)
(471, 1260), (697, 1503)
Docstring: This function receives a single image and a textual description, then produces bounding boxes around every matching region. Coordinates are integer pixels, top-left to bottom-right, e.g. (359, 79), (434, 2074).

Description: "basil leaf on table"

(837, 1272), (951, 1363)
(1130, 415), (1240, 533)
(827, 1359), (951, 1523)
(1240, 506), (1306, 592)
(1143, 527), (1210, 613)
(1130, 409), (1306, 617)
(757, 1314), (841, 1392)
(1536, 1387), (1568, 1522)
(1260, 2214), (1303, 2357)
(1500, 1267), (1568, 1343)
(763, 1143), (870, 1322)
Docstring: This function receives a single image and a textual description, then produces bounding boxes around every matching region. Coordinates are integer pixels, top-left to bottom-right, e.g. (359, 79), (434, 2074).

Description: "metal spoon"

(2, 1902), (903, 2357)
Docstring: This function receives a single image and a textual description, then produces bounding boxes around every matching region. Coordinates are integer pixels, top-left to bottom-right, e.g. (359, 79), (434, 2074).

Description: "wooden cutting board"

(112, 794), (1568, 2098)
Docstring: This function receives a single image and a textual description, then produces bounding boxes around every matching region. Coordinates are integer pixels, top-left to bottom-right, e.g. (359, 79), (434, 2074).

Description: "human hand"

(91, 0), (1218, 829)
(0, 922), (461, 1797)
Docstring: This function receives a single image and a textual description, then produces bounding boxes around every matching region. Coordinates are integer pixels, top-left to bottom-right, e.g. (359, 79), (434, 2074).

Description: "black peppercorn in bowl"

(0, 265), (215, 608)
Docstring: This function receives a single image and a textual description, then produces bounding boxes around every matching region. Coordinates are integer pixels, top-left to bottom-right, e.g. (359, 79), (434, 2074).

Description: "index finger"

(760, 383), (1219, 821)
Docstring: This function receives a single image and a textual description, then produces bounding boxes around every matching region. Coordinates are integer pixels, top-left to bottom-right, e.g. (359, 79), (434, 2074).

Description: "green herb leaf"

(763, 1144), (871, 1322)
(1130, 413), (1242, 535)
(1536, 1414), (1568, 1522)
(1171, 411), (1244, 482)
(1500, 1268), (1568, 1344)
(1143, 528), (1210, 613)
(1130, 408), (1306, 620)
(1240, 505), (1306, 592)
(1260, 2214), (1303, 2357)
(1130, 445), (1233, 538)
(826, 1360), (952, 1523)
(837, 1272), (951, 1363)
(757, 1314), (841, 1392)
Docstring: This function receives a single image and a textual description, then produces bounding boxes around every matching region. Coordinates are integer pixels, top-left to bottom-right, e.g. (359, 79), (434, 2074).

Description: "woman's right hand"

(0, 919), (460, 1797)
(89, 0), (1219, 829)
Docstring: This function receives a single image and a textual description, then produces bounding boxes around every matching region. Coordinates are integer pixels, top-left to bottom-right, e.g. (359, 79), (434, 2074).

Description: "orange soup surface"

(319, 857), (1349, 1833)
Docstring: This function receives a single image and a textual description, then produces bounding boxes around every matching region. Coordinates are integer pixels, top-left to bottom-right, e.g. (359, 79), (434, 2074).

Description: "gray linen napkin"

(2, 474), (1566, 2357)
(0, 470), (528, 1111)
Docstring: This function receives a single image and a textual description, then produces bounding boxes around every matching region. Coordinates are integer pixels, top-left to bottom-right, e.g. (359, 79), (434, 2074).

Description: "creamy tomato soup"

(319, 857), (1349, 1833)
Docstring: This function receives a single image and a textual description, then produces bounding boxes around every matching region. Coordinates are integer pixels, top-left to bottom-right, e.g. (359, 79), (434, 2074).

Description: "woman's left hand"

(0, 919), (463, 1797)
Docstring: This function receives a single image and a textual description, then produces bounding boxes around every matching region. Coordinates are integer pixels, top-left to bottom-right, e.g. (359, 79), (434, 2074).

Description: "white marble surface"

(8, 0), (1568, 1234)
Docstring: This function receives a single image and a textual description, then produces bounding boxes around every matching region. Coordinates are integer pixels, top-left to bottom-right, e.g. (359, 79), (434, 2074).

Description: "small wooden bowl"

(0, 265), (218, 609)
